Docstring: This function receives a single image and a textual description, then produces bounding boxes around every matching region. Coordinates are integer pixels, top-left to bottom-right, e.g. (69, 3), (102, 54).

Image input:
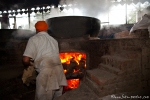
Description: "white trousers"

(35, 82), (63, 100)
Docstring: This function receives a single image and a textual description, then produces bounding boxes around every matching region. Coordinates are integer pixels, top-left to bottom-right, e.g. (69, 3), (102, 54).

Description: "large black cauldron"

(46, 16), (101, 39)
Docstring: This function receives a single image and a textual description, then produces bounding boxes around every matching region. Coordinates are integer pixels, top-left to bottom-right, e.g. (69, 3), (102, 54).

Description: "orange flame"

(63, 79), (80, 91)
(67, 79), (80, 89)
(60, 52), (86, 65)
(60, 52), (86, 91)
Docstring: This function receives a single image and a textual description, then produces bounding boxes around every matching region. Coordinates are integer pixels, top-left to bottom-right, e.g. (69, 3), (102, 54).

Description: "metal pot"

(46, 16), (101, 39)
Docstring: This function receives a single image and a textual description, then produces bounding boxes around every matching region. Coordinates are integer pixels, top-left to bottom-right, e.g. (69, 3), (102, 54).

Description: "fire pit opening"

(59, 52), (86, 91)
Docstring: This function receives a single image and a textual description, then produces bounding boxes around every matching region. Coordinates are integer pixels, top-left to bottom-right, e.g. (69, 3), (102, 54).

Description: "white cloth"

(23, 32), (67, 100)
(34, 56), (67, 100)
(22, 65), (36, 86)
(130, 14), (150, 33)
(34, 56), (67, 91)
(35, 84), (63, 100)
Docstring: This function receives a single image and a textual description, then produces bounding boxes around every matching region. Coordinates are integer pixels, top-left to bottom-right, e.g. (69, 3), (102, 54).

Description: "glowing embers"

(60, 52), (86, 79)
(63, 79), (80, 91)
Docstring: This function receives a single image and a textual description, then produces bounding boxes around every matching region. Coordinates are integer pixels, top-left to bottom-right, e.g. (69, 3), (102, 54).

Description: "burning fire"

(60, 52), (86, 74)
(60, 52), (86, 91)
(60, 52), (86, 65)
(63, 79), (80, 91)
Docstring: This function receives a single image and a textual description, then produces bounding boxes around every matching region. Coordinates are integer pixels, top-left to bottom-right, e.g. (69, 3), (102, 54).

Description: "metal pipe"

(125, 0), (128, 24)
(42, 8), (44, 20)
(28, 8), (30, 29)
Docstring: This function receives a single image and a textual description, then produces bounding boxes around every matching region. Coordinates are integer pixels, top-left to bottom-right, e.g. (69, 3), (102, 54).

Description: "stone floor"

(0, 75), (35, 100)
(54, 82), (150, 100)
(0, 77), (100, 100)
(54, 81), (100, 100)
(0, 66), (150, 100)
(0, 65), (99, 100)
(1, 77), (149, 100)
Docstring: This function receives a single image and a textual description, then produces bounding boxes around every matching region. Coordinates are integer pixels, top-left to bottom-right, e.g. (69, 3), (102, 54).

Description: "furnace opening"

(59, 52), (86, 91)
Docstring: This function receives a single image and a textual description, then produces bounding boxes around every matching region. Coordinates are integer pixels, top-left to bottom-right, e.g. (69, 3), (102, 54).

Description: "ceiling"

(0, 0), (150, 11)
(0, 0), (60, 11)
(113, 0), (150, 4)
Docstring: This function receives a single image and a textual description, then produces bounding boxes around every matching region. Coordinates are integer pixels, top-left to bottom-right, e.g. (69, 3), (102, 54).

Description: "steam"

(12, 29), (35, 38)
(98, 24), (130, 39)
(59, 0), (112, 18)
(136, 4), (150, 21)
(143, 5), (150, 15)
(73, 0), (111, 17)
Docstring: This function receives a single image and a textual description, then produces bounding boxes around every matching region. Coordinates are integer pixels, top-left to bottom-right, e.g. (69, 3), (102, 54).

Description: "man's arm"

(22, 56), (32, 69)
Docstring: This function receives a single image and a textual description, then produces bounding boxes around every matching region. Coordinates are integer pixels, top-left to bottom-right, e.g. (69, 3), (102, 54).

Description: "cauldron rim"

(46, 16), (100, 21)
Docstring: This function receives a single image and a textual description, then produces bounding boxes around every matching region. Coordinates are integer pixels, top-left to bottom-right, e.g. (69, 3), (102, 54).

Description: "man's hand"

(22, 56), (32, 69)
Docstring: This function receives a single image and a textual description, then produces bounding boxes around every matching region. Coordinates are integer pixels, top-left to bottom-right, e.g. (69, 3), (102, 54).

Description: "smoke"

(136, 4), (150, 21)
(144, 5), (150, 15)
(98, 24), (130, 39)
(75, 0), (111, 17)
(12, 29), (35, 39)
(59, 0), (112, 18)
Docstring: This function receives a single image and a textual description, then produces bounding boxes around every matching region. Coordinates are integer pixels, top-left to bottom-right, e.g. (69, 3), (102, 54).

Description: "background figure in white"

(130, 14), (150, 33)
(0, 13), (10, 29)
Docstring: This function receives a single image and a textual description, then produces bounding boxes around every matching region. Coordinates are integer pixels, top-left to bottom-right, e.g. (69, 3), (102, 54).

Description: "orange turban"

(35, 21), (48, 32)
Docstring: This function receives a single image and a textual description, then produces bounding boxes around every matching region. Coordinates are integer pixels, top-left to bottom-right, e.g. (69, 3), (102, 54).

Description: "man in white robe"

(22, 21), (67, 100)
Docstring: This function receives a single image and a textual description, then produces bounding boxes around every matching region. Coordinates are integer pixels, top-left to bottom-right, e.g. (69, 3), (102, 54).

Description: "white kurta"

(23, 32), (67, 100)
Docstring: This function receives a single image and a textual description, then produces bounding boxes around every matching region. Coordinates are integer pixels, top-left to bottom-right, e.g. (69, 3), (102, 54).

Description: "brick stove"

(46, 16), (101, 92)
(57, 37), (90, 91)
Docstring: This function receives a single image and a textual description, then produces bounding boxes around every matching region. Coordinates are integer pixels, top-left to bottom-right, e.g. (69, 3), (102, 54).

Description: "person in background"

(130, 14), (150, 33)
(22, 21), (67, 100)
(129, 14), (150, 38)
